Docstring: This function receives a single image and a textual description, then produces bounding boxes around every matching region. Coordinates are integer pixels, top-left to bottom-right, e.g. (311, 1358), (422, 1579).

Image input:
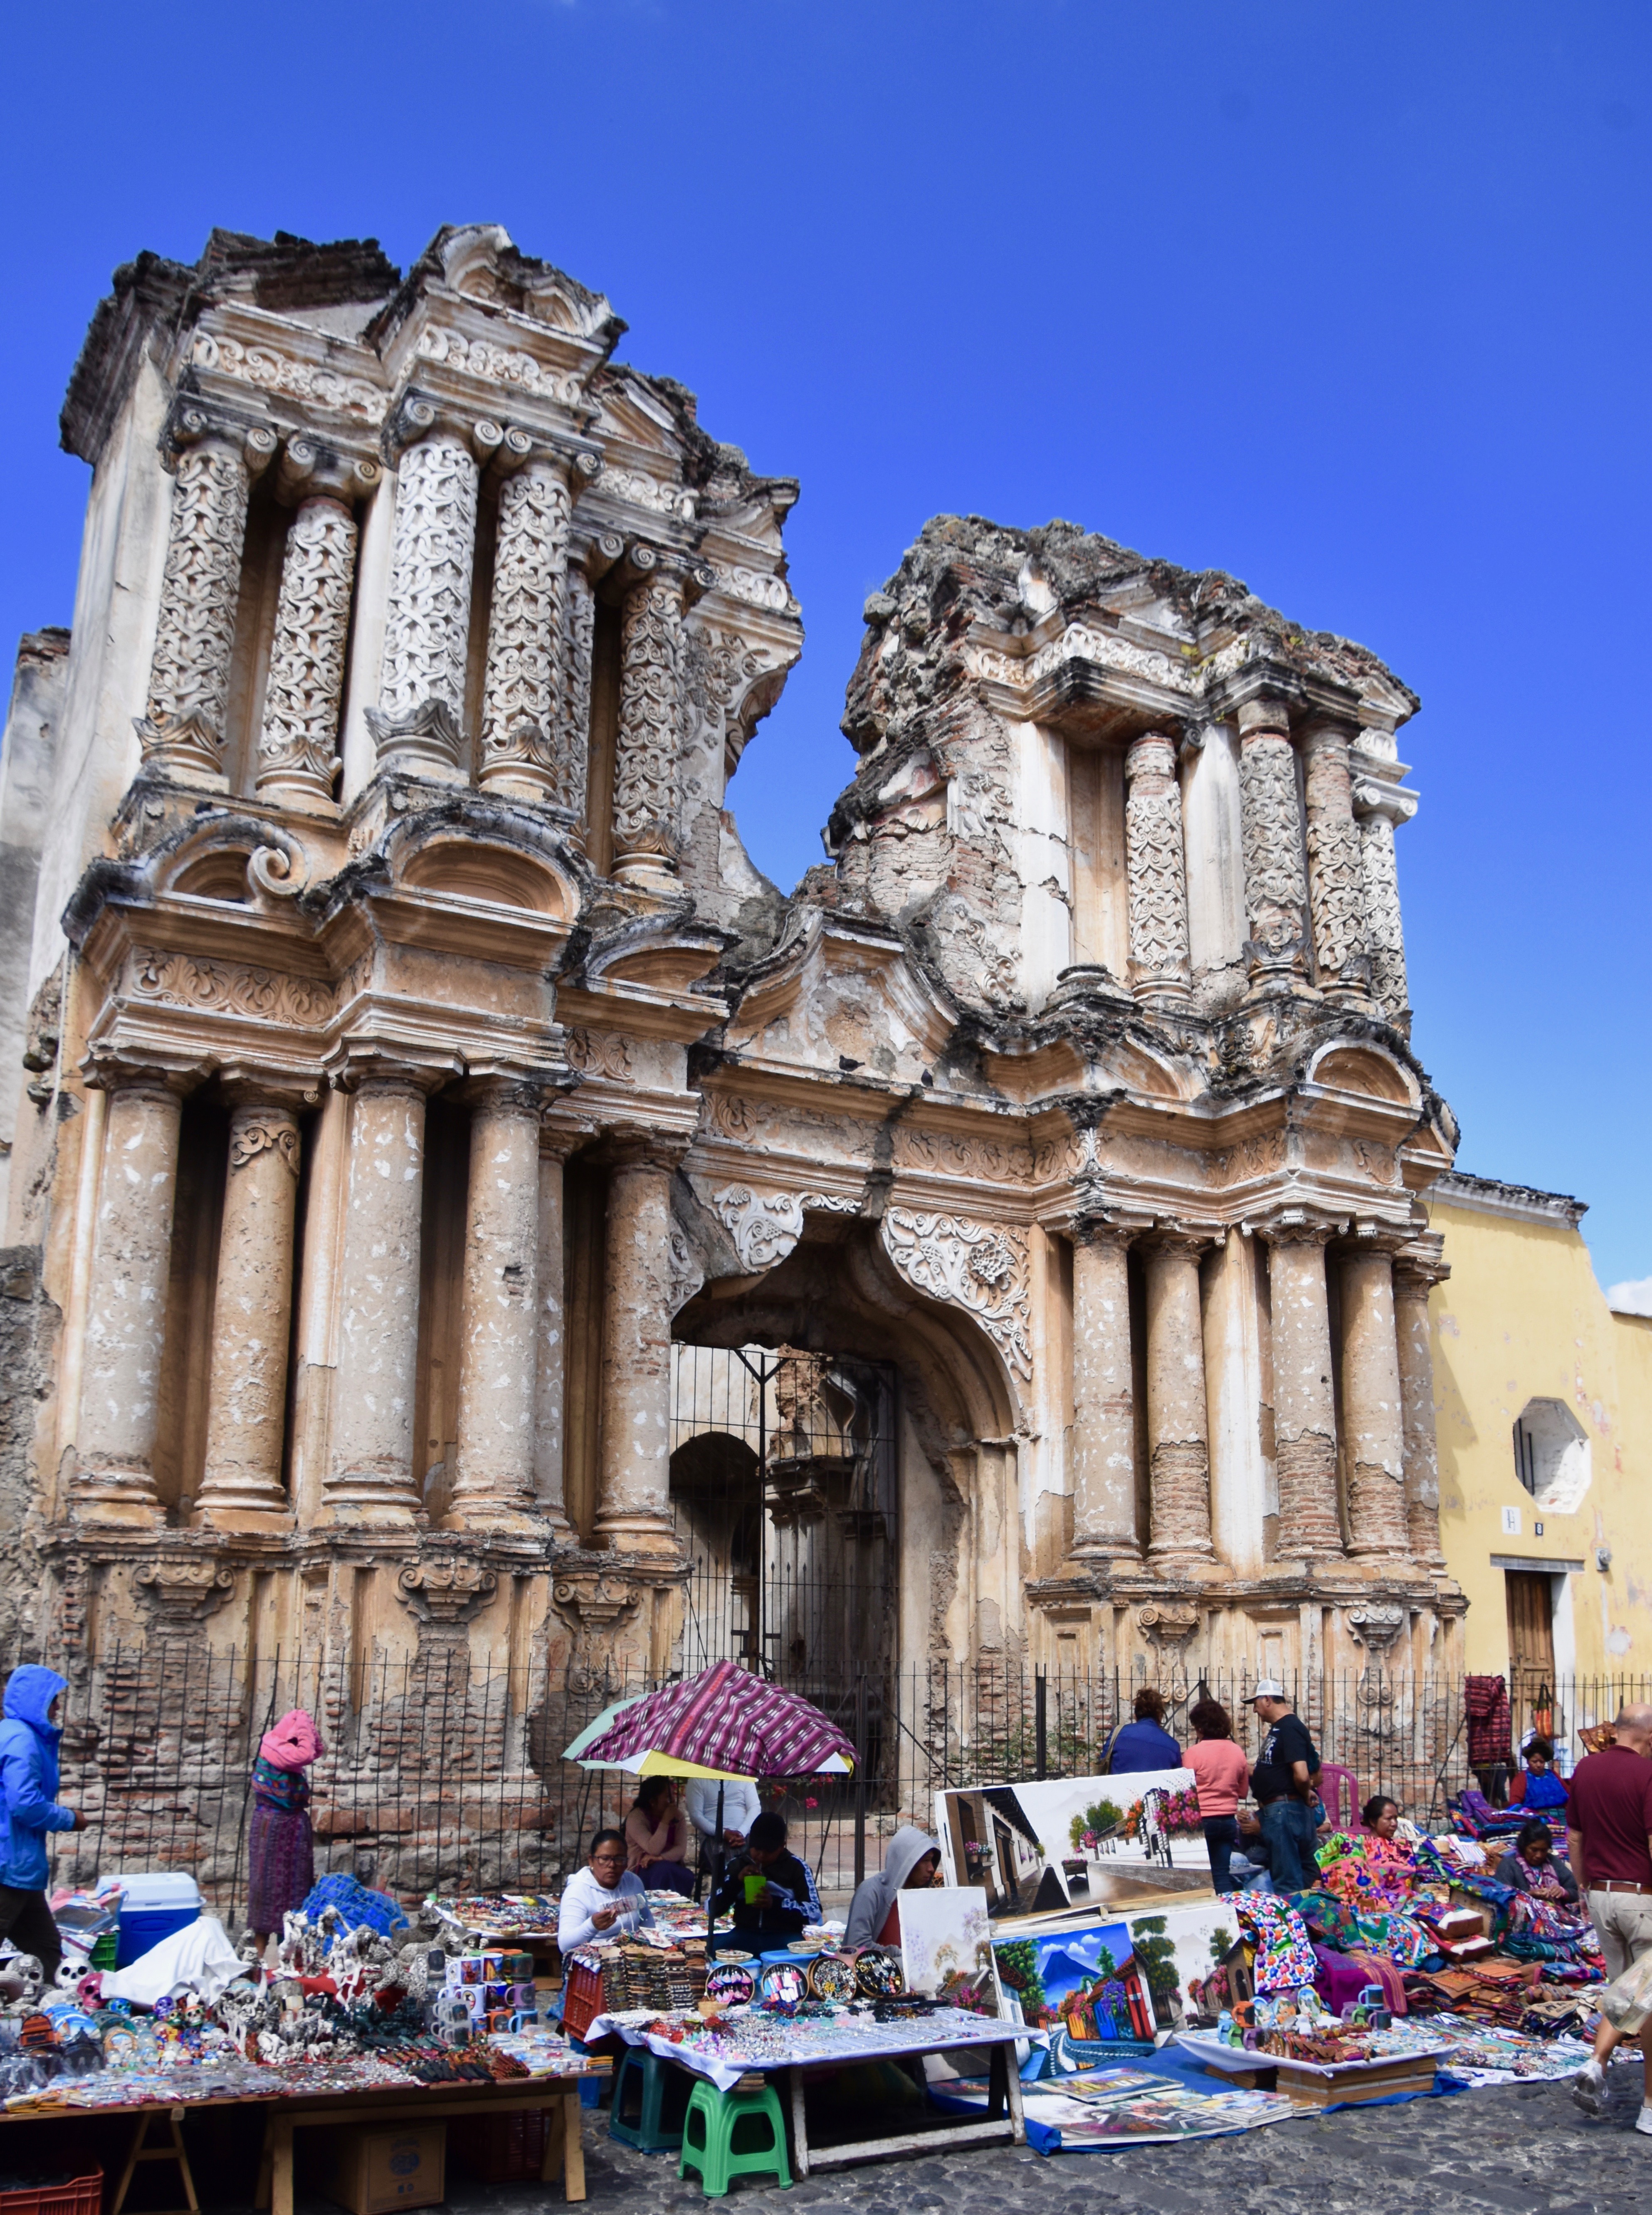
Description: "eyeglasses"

(591, 1852), (625, 1867)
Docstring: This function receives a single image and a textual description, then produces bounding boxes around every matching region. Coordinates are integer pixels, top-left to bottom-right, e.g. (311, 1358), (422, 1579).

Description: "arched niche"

(1308, 1043), (1418, 1105)
(392, 829), (577, 919)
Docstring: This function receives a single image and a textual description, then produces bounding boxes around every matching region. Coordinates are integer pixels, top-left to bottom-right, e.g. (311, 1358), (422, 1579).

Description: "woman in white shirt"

(556, 1829), (654, 1950)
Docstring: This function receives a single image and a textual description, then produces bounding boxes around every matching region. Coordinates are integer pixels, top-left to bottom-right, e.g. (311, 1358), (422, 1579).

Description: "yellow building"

(1427, 1172), (1652, 1741)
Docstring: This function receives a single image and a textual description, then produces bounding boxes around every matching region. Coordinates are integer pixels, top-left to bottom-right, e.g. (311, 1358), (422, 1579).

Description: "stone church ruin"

(0, 223), (1462, 1894)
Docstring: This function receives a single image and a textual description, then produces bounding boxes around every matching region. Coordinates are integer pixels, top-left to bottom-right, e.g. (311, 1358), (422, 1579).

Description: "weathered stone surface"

(0, 222), (1464, 1884)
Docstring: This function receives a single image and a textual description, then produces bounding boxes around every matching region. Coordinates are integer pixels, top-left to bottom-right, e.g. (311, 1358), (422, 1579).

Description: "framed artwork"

(934, 1768), (1206, 1913)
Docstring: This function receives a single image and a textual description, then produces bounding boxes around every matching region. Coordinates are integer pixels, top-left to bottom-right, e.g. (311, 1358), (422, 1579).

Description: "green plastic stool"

(677, 2075), (792, 2196)
(609, 2043), (694, 2152)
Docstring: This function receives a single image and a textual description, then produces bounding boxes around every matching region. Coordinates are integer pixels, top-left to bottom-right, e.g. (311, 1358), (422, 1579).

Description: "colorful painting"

(993, 1920), (1156, 2049)
(899, 1886), (1002, 2017)
(936, 1769), (1206, 1912)
(1125, 1900), (1246, 2030)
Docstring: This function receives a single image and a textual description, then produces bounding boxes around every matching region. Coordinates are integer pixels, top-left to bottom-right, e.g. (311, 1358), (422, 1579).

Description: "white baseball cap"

(1250, 1679), (1288, 1701)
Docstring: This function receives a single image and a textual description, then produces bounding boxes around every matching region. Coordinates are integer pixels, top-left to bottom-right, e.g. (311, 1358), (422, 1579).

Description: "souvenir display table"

(0, 2063), (608, 2211)
(586, 2004), (1031, 2172)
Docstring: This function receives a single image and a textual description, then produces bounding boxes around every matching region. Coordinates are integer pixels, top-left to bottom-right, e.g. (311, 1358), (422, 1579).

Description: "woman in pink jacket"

(1185, 1698), (1249, 1894)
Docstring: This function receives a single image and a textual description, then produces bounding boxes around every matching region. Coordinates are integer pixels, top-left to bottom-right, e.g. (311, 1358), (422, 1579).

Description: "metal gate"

(668, 1344), (898, 1721)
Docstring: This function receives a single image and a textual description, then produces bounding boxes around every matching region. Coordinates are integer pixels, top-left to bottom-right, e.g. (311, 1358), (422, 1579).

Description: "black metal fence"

(28, 1644), (1652, 1931)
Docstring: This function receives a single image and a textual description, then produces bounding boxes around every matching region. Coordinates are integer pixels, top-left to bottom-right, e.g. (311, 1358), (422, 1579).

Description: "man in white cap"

(1248, 1681), (1320, 1893)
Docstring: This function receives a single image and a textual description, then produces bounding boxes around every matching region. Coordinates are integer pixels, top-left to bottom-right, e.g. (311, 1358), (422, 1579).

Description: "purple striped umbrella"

(572, 1659), (855, 1777)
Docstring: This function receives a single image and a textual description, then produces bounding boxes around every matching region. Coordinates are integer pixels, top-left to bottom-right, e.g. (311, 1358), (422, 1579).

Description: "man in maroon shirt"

(1568, 1703), (1652, 2132)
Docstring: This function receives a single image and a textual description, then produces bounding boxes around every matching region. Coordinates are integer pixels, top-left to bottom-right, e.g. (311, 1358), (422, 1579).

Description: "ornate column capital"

(1254, 1207), (1343, 1250)
(1139, 1221), (1217, 1262)
(380, 389), (506, 469)
(80, 1051), (208, 1101)
(276, 437), (381, 507)
(1351, 776), (1417, 829)
(328, 1051), (456, 1101)
(1070, 1207), (1150, 1251)
(160, 396), (281, 476)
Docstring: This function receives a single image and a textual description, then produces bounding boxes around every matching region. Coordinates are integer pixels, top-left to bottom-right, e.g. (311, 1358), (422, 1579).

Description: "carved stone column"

(533, 1131), (578, 1538)
(1237, 696), (1308, 993)
(1141, 1231), (1214, 1561)
(1261, 1221), (1344, 1556)
(612, 550), (696, 884)
(1301, 719), (1370, 1004)
(558, 564), (596, 836)
(447, 1080), (544, 1534)
(1069, 1219), (1141, 1562)
(257, 446), (379, 811)
(323, 1071), (432, 1525)
(1123, 731), (1191, 1009)
(595, 1140), (682, 1556)
(198, 1093), (303, 1523)
(479, 447), (575, 805)
(366, 400), (498, 781)
(1352, 779), (1415, 1031)
(136, 410), (277, 786)
(1339, 1241), (1409, 1557)
(1393, 1246), (1449, 1565)
(73, 1072), (188, 1521)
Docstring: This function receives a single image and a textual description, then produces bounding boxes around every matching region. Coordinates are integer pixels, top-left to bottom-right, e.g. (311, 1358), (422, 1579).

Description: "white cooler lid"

(97, 1872), (203, 1910)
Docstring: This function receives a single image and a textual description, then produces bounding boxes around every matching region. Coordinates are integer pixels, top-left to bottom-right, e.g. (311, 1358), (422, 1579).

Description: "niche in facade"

(1511, 1397), (1590, 1514)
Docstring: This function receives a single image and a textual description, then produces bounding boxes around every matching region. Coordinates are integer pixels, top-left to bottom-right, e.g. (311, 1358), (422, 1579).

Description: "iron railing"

(24, 1649), (1649, 1931)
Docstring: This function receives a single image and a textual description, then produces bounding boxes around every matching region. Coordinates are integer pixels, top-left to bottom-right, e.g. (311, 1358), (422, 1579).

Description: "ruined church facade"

(0, 223), (1463, 1721)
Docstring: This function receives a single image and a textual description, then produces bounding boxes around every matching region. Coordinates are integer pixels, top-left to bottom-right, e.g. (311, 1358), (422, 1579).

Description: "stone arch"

(386, 818), (578, 917)
(675, 1222), (1029, 1677)
(1306, 1039), (1419, 1105)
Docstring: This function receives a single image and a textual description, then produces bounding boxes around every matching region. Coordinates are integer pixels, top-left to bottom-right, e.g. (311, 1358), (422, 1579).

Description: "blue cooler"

(101, 1872), (202, 1968)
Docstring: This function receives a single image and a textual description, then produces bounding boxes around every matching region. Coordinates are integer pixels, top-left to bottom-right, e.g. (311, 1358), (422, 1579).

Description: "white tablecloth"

(586, 2005), (1037, 2094)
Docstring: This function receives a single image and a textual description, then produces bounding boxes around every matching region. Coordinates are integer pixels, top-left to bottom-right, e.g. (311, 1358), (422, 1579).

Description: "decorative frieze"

(127, 949), (333, 1027)
(709, 1184), (857, 1273)
(190, 331), (387, 423)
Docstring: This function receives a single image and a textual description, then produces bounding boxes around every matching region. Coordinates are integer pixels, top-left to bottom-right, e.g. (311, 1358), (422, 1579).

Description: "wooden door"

(1506, 1571), (1556, 1712)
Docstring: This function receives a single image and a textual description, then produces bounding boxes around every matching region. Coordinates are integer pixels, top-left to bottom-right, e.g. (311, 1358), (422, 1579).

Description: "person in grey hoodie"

(0, 1666), (83, 1983)
(845, 1824), (942, 1949)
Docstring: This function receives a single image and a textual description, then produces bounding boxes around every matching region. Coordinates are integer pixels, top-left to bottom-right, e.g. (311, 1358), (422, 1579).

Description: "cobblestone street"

(410, 2073), (1652, 2215)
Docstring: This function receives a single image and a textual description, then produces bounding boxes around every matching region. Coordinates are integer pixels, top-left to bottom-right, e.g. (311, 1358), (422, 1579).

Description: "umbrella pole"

(706, 1780), (726, 1965)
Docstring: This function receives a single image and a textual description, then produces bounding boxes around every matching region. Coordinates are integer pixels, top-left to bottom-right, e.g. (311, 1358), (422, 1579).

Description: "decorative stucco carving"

(127, 949), (333, 1026)
(558, 566), (595, 822)
(1346, 1602), (1409, 1651)
(714, 564), (792, 612)
(598, 466), (695, 520)
(134, 1557), (236, 1629)
(612, 572), (685, 870)
(564, 1027), (632, 1080)
(1124, 732), (1190, 998)
(879, 1209), (1032, 1381)
(414, 324), (583, 405)
(257, 495), (358, 805)
(710, 1184), (857, 1273)
(138, 434), (265, 781)
(369, 428), (478, 767)
(397, 1556), (498, 1625)
(190, 331), (387, 422)
(229, 1109), (301, 1177)
(551, 1566), (643, 1628)
(1353, 782), (1411, 1021)
(1303, 732), (1368, 990)
(1136, 1602), (1202, 1645)
(479, 458), (570, 799)
(1238, 726), (1308, 976)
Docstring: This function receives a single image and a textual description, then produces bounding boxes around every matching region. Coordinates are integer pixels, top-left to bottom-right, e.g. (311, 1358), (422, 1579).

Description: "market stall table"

(0, 2064), (609, 2213)
(588, 2005), (1031, 2174)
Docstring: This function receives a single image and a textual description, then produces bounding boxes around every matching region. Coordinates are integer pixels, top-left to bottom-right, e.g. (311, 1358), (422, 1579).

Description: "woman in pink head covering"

(248, 1709), (324, 1949)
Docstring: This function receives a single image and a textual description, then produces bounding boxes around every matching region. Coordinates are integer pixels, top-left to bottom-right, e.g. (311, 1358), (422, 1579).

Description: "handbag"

(1597, 1943), (1652, 2033)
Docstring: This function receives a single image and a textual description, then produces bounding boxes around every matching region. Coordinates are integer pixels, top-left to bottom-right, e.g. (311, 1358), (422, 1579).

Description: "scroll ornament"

(712, 1185), (857, 1273)
(879, 1208), (1032, 1380)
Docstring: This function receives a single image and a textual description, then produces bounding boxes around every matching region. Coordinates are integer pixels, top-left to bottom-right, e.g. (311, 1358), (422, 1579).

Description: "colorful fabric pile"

(1234, 1896), (1319, 1994)
(1314, 1830), (1418, 1912)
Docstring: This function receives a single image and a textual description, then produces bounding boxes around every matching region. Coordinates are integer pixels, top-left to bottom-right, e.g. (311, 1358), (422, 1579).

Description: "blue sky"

(2, 2), (1647, 1290)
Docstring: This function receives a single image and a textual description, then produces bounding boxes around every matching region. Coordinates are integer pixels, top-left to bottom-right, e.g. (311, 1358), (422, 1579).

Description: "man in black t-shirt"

(1249, 1682), (1320, 1893)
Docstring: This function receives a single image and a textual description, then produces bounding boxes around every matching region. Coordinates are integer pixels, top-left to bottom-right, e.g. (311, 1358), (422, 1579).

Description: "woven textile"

(578, 1659), (856, 1776)
(1314, 1830), (1417, 1911)
(1235, 1895), (1319, 1994)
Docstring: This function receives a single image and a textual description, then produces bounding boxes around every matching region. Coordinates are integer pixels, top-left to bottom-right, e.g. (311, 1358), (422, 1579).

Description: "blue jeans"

(1202, 1815), (1240, 1894)
(1259, 1797), (1319, 1893)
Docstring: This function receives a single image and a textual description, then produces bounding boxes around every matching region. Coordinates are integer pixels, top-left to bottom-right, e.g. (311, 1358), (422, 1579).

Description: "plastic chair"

(1318, 1762), (1361, 1831)
(678, 2076), (792, 2196)
(610, 2044), (694, 2152)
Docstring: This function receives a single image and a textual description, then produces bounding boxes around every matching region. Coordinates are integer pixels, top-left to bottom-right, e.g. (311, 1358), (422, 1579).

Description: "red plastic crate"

(0, 2173), (102, 2215)
(561, 1956), (606, 2042)
(447, 2108), (549, 2184)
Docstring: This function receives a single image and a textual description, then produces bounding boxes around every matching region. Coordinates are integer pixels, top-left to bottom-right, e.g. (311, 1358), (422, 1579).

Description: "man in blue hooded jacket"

(0, 1666), (83, 1982)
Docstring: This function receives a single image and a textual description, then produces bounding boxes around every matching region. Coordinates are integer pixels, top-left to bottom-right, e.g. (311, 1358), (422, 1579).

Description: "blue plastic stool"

(570, 2035), (603, 2108)
(609, 2044), (694, 2152)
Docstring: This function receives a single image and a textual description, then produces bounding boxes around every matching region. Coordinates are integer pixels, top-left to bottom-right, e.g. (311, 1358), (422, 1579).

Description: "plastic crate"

(561, 1957), (607, 2042)
(0, 2171), (103, 2215)
(446, 2108), (548, 2184)
(89, 1934), (118, 1971)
